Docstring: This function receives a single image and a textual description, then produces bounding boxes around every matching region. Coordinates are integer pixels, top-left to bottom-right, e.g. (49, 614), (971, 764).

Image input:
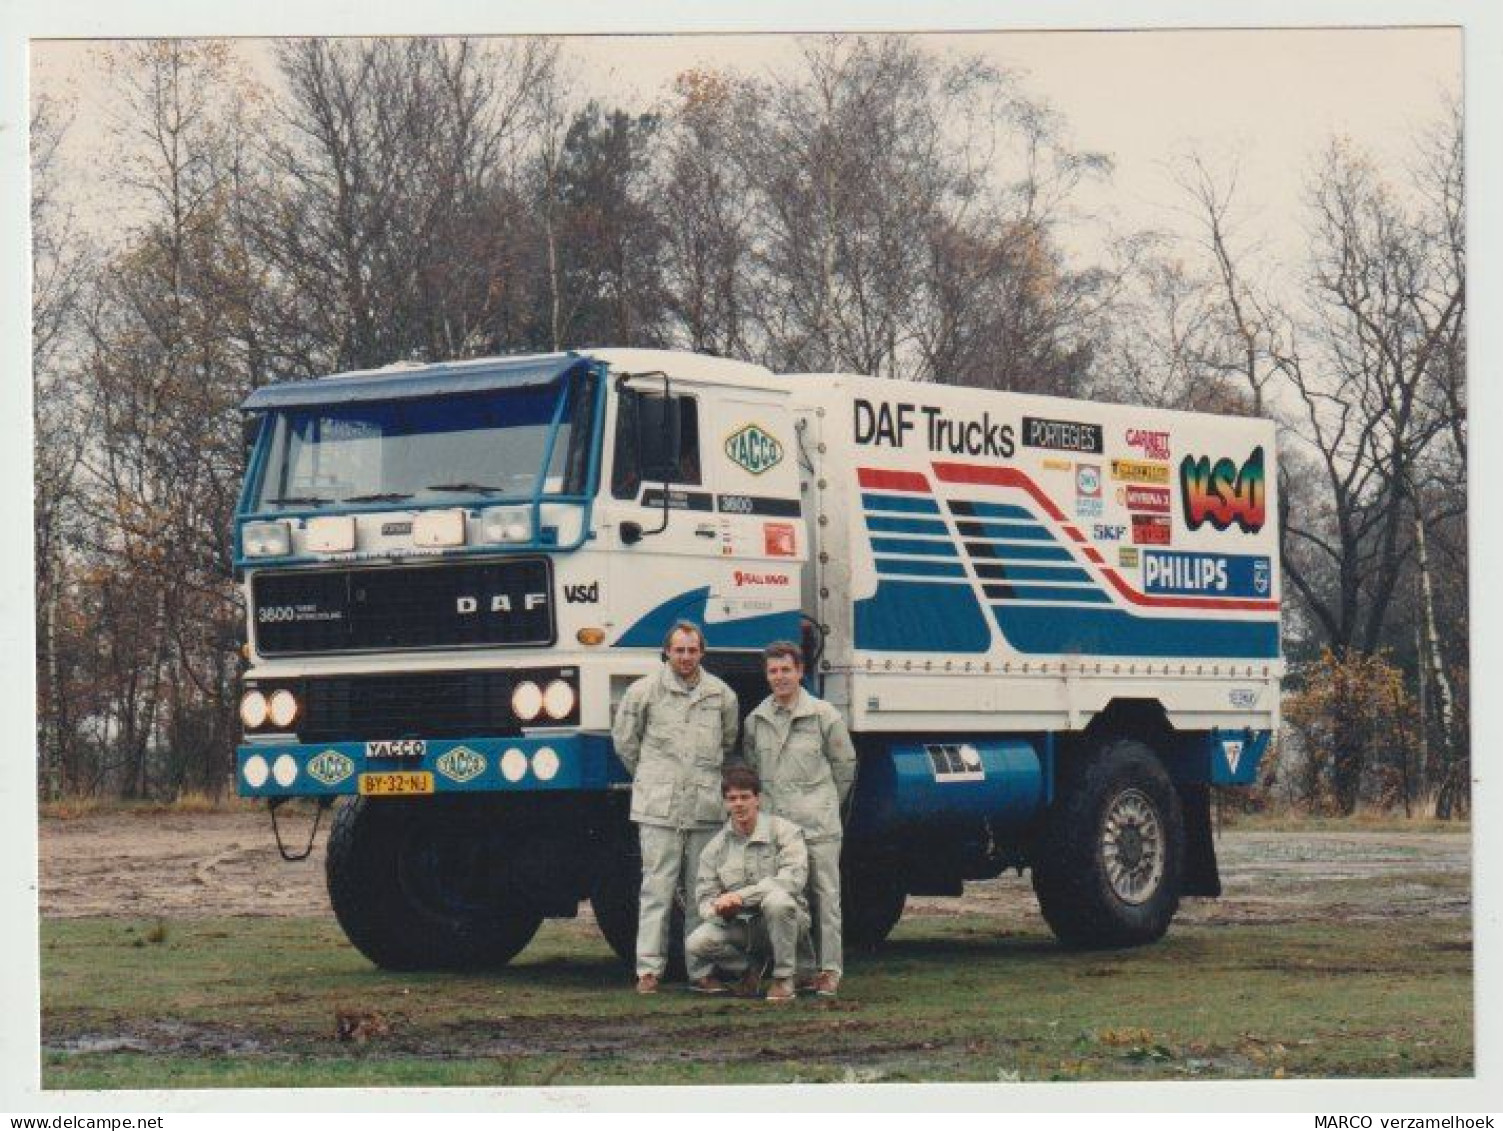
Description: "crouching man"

(686, 765), (810, 1004)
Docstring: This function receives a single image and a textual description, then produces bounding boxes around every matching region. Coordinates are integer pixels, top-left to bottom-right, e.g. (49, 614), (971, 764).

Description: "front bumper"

(235, 733), (625, 797)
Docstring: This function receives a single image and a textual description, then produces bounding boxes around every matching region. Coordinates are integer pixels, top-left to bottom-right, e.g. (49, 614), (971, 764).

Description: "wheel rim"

(1100, 788), (1165, 905)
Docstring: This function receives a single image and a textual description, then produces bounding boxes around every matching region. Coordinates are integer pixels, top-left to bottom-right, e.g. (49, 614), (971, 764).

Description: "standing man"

(743, 641), (857, 998)
(686, 765), (810, 1004)
(612, 620), (740, 995)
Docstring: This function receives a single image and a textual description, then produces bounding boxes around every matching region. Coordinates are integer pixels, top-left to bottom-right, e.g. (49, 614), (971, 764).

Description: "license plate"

(365, 739), (427, 759)
(358, 772), (434, 796)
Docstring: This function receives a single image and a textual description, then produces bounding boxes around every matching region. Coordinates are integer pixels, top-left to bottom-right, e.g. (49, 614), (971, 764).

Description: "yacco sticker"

(1120, 484), (1171, 513)
(1180, 446), (1266, 533)
(764, 522), (796, 557)
(724, 424), (784, 475)
(307, 749), (355, 786)
(1023, 416), (1103, 454)
(1131, 514), (1171, 545)
(1142, 550), (1272, 597)
(436, 746), (487, 783)
(1125, 428), (1172, 460)
(1111, 459), (1172, 486)
(1118, 547), (1140, 569)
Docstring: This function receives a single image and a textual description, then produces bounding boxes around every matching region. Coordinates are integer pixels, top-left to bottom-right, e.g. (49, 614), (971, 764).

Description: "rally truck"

(234, 348), (1280, 969)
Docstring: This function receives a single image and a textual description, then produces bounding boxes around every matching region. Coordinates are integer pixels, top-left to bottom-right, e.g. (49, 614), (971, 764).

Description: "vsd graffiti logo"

(1179, 446), (1266, 533)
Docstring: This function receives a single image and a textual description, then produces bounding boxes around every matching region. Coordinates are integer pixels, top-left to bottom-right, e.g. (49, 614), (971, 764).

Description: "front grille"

(270, 668), (578, 743)
(252, 559), (554, 655)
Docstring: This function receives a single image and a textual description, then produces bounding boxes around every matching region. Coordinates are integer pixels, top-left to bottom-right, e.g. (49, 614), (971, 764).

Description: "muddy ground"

(37, 809), (1471, 928)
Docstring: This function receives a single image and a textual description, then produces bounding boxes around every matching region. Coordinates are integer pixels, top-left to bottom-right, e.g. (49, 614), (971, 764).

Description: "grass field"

(40, 909), (1472, 1089)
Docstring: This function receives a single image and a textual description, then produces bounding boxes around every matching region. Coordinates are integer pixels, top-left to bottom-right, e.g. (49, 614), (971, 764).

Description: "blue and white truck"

(234, 348), (1280, 969)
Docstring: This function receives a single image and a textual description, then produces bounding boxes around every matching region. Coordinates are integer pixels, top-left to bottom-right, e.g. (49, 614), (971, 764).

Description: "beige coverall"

(743, 688), (857, 976)
(686, 812), (810, 980)
(612, 664), (739, 980)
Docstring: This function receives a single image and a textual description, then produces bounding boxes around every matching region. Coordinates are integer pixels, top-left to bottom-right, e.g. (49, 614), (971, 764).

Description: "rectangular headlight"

(481, 506), (533, 544)
(243, 520), (292, 557)
(306, 515), (356, 553)
(413, 508), (467, 547)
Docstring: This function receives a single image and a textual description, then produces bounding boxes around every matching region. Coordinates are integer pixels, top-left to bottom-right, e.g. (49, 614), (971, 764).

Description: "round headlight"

(239, 690), (269, 730)
(542, 680), (576, 721)
(272, 754), (298, 787)
(532, 746), (560, 782)
(511, 681), (543, 722)
(242, 754), (270, 788)
(500, 748), (528, 782)
(268, 689), (300, 729)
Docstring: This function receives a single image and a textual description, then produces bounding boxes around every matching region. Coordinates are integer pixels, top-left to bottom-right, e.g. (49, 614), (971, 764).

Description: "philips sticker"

(1142, 551), (1272, 597)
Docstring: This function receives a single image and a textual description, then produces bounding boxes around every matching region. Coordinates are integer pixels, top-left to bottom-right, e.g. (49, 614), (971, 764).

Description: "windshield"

(251, 375), (598, 512)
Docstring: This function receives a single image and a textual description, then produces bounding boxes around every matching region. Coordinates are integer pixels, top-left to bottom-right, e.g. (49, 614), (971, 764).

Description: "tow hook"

(268, 795), (335, 862)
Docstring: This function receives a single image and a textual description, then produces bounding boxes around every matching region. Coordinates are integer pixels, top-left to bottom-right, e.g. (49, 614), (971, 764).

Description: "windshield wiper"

(425, 482), (504, 495)
(266, 494), (333, 505)
(342, 491), (414, 503)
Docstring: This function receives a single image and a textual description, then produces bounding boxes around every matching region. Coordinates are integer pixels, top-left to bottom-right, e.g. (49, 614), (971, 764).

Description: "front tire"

(326, 796), (543, 970)
(1031, 739), (1184, 948)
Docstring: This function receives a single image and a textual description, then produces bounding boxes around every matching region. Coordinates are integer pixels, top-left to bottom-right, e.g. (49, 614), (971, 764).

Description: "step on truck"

(235, 348), (1280, 969)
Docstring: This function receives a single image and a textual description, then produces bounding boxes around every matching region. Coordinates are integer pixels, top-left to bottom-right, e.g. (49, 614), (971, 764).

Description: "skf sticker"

(764, 522), (796, 557)
(1131, 514), (1171, 545)
(436, 746), (486, 783)
(725, 424), (784, 475)
(1112, 459), (1172, 486)
(1092, 523), (1126, 541)
(1223, 739), (1245, 775)
(1180, 446), (1266, 533)
(307, 749), (355, 786)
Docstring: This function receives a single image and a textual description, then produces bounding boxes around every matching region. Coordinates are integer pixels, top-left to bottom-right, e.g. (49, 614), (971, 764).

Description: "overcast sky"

(30, 26), (1462, 272)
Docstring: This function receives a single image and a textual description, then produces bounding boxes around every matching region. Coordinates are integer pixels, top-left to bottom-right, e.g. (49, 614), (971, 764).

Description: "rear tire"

(326, 796), (543, 970)
(840, 856), (907, 950)
(1031, 738), (1184, 948)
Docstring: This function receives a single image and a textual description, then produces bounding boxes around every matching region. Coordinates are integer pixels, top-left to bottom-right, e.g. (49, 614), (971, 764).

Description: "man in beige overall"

(612, 620), (740, 994)
(742, 640), (857, 998)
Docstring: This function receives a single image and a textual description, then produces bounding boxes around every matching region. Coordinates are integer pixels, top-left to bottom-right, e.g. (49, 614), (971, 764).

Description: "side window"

(611, 393), (701, 499)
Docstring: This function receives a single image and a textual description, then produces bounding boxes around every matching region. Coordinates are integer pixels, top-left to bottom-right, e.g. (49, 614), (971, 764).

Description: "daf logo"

(724, 423), (784, 476)
(456, 593), (547, 615)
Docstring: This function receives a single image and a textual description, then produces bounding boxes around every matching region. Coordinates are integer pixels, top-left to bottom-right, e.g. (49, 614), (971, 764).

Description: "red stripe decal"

(932, 460), (1279, 614)
(858, 468), (931, 493)
(1065, 527), (1088, 543)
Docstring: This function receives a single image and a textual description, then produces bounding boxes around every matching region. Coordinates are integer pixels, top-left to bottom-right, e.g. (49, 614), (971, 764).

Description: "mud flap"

(268, 796), (334, 862)
(1177, 783), (1221, 897)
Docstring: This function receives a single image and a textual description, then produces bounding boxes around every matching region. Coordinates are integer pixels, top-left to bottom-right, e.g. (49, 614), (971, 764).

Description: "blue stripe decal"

(964, 542), (1075, 563)
(870, 537), (958, 558)
(855, 580), (992, 652)
(864, 515), (949, 536)
(614, 585), (802, 649)
(874, 558), (968, 578)
(992, 604), (1279, 658)
(950, 500), (1034, 521)
(989, 586), (1113, 604)
(862, 493), (940, 515)
(954, 520), (1055, 542)
(975, 563), (1092, 584)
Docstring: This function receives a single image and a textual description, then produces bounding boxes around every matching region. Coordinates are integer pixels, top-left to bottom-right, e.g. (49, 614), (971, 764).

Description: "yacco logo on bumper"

(1121, 484), (1171, 513)
(436, 746), (487, 783)
(1143, 550), (1273, 597)
(1023, 416), (1103, 454)
(307, 749), (355, 786)
(1111, 459), (1171, 486)
(724, 424), (784, 475)
(1180, 446), (1266, 533)
(1125, 428), (1172, 460)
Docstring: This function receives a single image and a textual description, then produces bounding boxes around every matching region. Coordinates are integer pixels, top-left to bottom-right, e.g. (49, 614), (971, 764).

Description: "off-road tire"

(326, 796), (543, 970)
(588, 828), (688, 981)
(1031, 738), (1184, 948)
(840, 857), (907, 950)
